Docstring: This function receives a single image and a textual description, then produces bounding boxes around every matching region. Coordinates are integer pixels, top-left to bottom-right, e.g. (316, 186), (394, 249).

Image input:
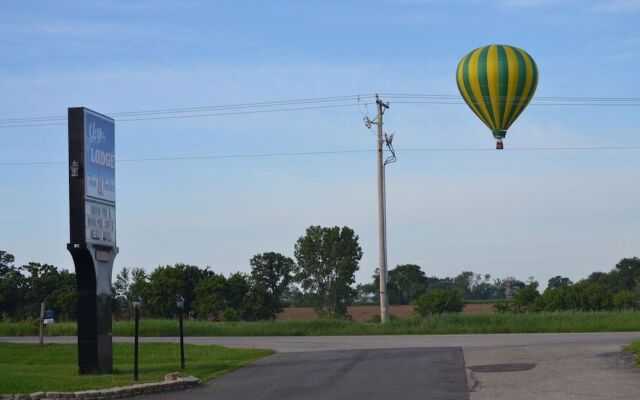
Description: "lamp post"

(176, 296), (185, 369)
(132, 296), (142, 381)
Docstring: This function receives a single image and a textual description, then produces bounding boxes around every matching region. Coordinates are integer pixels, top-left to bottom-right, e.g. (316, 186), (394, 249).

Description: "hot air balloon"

(456, 44), (538, 149)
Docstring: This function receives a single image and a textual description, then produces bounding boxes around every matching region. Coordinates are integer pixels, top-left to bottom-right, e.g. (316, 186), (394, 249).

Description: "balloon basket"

(496, 140), (504, 150)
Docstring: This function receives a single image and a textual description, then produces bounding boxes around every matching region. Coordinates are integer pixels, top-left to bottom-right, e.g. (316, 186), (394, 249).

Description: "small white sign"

(85, 201), (116, 245)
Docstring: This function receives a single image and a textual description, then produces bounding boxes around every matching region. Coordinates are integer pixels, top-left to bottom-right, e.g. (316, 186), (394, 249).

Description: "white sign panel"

(85, 201), (116, 246)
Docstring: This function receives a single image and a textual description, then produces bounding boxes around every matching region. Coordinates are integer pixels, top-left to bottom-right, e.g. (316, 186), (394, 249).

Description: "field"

(1, 310), (639, 337)
(0, 342), (272, 394)
(277, 304), (494, 322)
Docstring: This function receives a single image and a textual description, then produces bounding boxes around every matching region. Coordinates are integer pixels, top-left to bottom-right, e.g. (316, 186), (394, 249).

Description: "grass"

(0, 342), (272, 394)
(1, 311), (640, 337)
(624, 340), (640, 365)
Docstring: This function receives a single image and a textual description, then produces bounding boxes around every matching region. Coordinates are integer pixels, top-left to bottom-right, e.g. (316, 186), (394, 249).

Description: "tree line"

(2, 227), (639, 320)
(359, 265), (527, 305)
(496, 257), (640, 313)
(1, 225), (362, 321)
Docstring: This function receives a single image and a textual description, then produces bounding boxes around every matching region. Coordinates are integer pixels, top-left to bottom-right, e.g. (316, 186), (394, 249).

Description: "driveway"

(3, 332), (639, 399)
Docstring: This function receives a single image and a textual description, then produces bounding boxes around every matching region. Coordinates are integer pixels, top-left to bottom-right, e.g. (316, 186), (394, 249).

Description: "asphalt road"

(128, 347), (469, 400)
(3, 332), (640, 399)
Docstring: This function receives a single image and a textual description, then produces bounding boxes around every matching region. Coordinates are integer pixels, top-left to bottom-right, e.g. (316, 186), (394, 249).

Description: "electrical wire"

(2, 92), (640, 128)
(0, 95), (376, 125)
(0, 103), (372, 128)
(3, 145), (640, 167)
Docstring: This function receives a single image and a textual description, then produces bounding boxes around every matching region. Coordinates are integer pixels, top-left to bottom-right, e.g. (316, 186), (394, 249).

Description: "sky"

(1, 0), (639, 288)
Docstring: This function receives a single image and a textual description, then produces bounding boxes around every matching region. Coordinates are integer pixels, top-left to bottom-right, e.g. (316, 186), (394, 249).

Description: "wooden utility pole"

(39, 302), (45, 346)
(375, 95), (390, 323)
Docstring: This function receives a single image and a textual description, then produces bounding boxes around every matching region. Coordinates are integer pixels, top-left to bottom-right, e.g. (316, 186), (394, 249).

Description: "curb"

(1, 376), (200, 400)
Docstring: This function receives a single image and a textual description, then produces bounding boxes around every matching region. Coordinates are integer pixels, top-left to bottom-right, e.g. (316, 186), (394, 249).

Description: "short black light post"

(176, 296), (185, 369)
(132, 296), (142, 381)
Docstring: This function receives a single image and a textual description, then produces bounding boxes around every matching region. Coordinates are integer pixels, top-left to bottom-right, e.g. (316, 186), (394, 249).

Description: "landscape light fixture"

(132, 296), (142, 381)
(176, 296), (185, 369)
(70, 160), (80, 177)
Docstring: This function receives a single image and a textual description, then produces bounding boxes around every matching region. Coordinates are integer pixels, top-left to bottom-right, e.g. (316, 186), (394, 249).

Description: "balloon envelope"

(456, 44), (538, 141)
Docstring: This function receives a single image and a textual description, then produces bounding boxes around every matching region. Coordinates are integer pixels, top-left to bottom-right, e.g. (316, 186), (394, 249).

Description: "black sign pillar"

(67, 107), (118, 374)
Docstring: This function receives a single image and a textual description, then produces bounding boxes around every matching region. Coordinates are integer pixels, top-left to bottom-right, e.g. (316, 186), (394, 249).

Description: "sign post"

(67, 107), (118, 374)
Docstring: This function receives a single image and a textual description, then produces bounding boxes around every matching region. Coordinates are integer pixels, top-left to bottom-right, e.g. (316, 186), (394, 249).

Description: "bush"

(222, 308), (238, 322)
(512, 282), (540, 313)
(414, 289), (464, 316)
(493, 300), (512, 313)
(613, 290), (636, 310)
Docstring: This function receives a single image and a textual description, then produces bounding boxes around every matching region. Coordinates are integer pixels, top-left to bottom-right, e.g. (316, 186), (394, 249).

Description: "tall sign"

(67, 108), (118, 374)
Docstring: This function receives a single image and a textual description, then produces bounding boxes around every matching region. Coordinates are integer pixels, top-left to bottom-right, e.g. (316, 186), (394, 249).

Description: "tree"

(250, 252), (294, 297)
(453, 271), (475, 298)
(193, 273), (228, 321)
(611, 257), (640, 292)
(0, 251), (25, 319)
(144, 263), (211, 318)
(512, 281), (540, 312)
(388, 264), (427, 305)
(547, 275), (573, 290)
(112, 267), (131, 319)
(294, 226), (362, 318)
(19, 262), (76, 320)
(248, 252), (294, 318)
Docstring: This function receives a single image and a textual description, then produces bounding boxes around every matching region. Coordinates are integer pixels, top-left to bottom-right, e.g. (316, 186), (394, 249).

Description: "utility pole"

(363, 95), (394, 323)
(375, 95), (390, 323)
(39, 302), (45, 346)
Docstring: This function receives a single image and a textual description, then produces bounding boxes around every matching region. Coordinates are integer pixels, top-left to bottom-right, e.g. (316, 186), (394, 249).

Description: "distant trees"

(414, 289), (464, 315)
(3, 243), (639, 322)
(126, 259), (294, 321)
(547, 276), (573, 290)
(495, 264), (640, 313)
(389, 264), (427, 305)
(293, 226), (362, 318)
(0, 251), (76, 321)
(369, 266), (518, 304)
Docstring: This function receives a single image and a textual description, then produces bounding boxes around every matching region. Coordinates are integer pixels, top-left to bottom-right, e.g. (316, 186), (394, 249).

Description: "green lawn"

(2, 310), (640, 337)
(0, 343), (272, 394)
(624, 340), (640, 365)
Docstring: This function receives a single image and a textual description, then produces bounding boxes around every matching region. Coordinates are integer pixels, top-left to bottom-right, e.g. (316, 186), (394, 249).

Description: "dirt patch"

(277, 303), (494, 322)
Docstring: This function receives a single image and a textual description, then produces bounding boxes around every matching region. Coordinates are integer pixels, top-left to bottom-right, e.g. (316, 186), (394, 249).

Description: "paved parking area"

(3, 332), (639, 399)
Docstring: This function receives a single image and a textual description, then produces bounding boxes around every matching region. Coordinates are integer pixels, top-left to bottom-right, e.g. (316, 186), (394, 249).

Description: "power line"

(0, 95), (375, 125)
(2, 92), (640, 128)
(0, 149), (377, 166)
(381, 93), (640, 101)
(392, 101), (640, 107)
(3, 145), (640, 167)
(0, 103), (370, 129)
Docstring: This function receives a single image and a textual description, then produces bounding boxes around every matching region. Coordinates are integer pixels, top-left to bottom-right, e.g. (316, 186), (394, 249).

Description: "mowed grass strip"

(0, 343), (272, 394)
(2, 311), (640, 336)
(624, 340), (640, 365)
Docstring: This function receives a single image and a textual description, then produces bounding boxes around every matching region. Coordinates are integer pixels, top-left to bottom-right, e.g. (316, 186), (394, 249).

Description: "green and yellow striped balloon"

(456, 44), (538, 147)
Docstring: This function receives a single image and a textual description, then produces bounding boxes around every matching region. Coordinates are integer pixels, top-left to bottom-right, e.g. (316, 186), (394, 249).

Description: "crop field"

(278, 304), (494, 322)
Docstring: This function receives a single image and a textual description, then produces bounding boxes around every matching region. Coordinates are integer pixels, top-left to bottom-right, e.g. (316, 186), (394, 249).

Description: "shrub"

(512, 282), (540, 313)
(613, 290), (636, 310)
(222, 308), (238, 322)
(493, 300), (512, 313)
(414, 289), (464, 316)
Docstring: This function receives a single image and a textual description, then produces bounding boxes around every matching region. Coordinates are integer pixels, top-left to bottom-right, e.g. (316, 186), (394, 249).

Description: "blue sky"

(1, 0), (639, 287)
